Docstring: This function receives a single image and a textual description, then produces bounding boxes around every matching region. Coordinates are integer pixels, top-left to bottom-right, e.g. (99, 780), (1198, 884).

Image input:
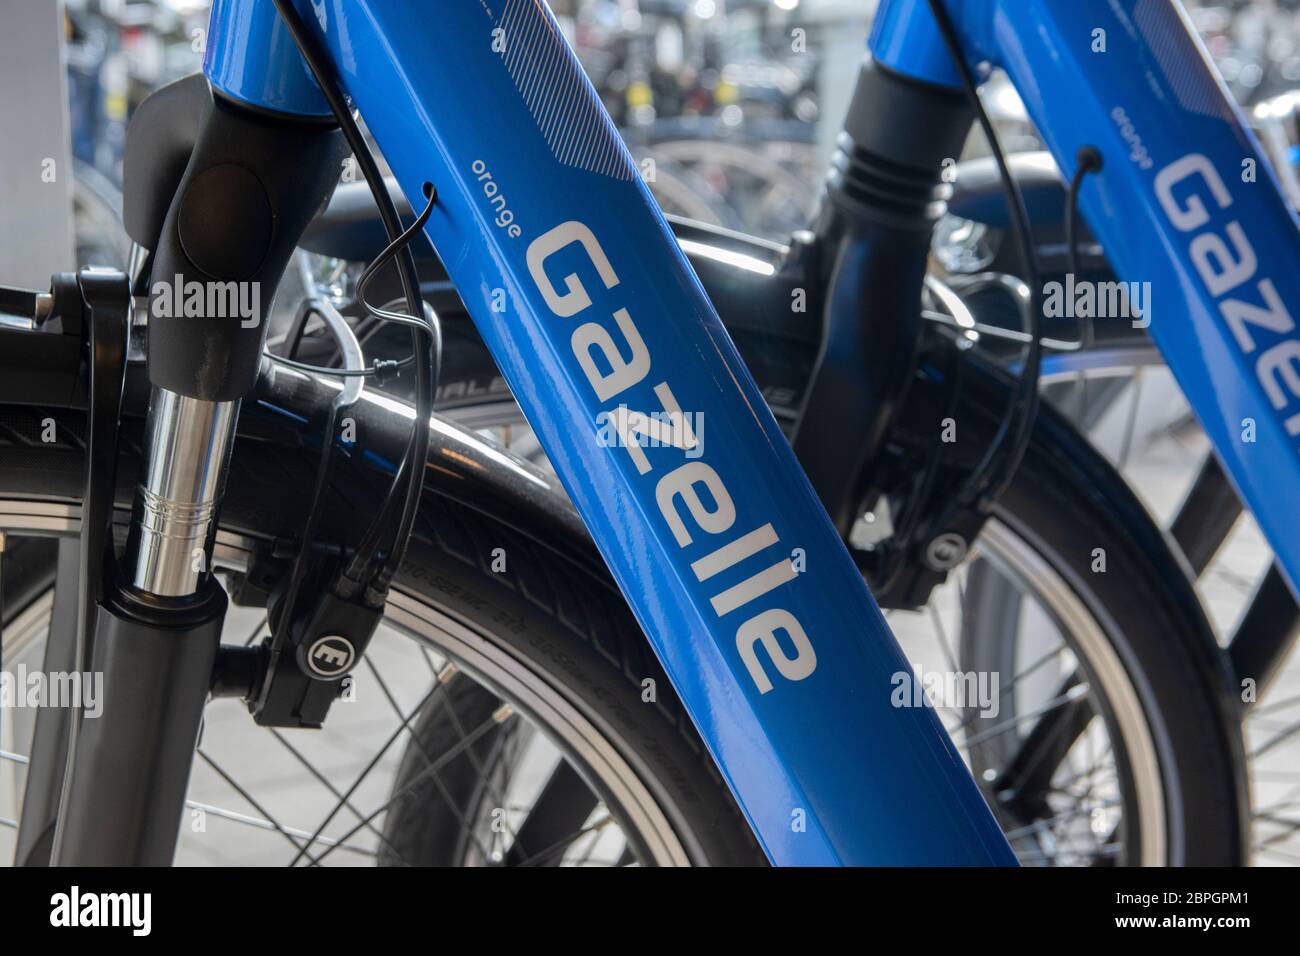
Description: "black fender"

(229, 360), (595, 570)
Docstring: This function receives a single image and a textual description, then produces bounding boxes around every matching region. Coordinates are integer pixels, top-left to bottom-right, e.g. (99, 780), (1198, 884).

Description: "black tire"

(0, 408), (765, 867)
(364, 483), (770, 866)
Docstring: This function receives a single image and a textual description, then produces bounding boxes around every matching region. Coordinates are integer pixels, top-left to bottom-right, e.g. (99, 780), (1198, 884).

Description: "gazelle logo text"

(526, 221), (816, 694)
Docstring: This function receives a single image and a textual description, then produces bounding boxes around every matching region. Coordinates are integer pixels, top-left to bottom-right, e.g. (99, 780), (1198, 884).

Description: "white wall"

(0, 0), (74, 287)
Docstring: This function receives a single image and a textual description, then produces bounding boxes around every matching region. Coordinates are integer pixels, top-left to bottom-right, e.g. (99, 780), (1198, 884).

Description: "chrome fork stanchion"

(129, 388), (239, 597)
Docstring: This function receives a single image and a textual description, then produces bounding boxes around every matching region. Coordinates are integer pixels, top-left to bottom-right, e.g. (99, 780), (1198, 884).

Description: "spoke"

(1250, 717), (1300, 759)
(1206, 565), (1256, 598)
(0, 816), (16, 829)
(490, 722), (524, 861)
(1249, 691), (1300, 717)
(994, 684), (1099, 832)
(1048, 759), (1117, 795)
(197, 749), (309, 856)
(306, 708), (511, 866)
(953, 564), (970, 653)
(268, 727), (410, 864)
(926, 602), (961, 678)
(965, 682), (1090, 749)
(242, 614), (269, 647)
(397, 732), (502, 865)
(288, 679), (446, 866)
(948, 644), (1069, 739)
(572, 827), (604, 867)
(1253, 843), (1300, 864)
(1002, 798), (1120, 842)
(440, 692), (521, 858)
(185, 801), (379, 860)
(1117, 367), (1145, 468)
(997, 673), (1094, 798)
(514, 815), (617, 868)
(418, 645), (442, 679)
(505, 759), (599, 866)
(363, 657), (504, 864)
(0, 749), (28, 765)
(1246, 716), (1300, 734)
(1253, 796), (1300, 816)
(1082, 703), (1100, 820)
(1252, 811), (1300, 848)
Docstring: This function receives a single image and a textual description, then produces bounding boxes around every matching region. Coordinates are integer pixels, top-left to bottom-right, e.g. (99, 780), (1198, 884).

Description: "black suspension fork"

(792, 56), (972, 536)
(46, 82), (345, 866)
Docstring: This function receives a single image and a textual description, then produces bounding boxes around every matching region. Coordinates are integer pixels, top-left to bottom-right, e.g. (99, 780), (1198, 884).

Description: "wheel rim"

(0, 489), (1166, 865)
(437, 409), (1171, 866)
(0, 503), (691, 867)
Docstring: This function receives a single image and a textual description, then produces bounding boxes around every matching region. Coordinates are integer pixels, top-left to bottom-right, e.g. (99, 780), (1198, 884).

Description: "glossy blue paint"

(207, 0), (1016, 866)
(868, 0), (963, 89)
(919, 0), (1300, 600)
(203, 0), (331, 117)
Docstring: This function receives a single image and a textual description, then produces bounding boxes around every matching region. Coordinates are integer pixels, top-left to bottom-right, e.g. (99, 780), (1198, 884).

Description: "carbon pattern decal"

(1133, 0), (1235, 123)
(497, 0), (636, 181)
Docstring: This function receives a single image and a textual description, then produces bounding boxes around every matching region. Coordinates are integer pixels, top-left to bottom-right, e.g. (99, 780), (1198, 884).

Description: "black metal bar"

(1170, 454), (1242, 576)
(51, 585), (227, 865)
(1229, 565), (1300, 700)
(995, 673), (1092, 822)
(504, 760), (597, 866)
(1171, 455), (1300, 699)
(14, 537), (80, 867)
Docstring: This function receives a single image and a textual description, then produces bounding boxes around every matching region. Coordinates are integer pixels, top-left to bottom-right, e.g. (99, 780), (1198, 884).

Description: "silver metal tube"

(128, 387), (239, 597)
(127, 243), (151, 290)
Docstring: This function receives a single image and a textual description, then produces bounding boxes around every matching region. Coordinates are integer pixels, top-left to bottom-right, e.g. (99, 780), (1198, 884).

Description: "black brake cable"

(272, 260), (370, 673)
(924, 0), (1044, 521)
(354, 198), (439, 330)
(342, 196), (456, 592)
(276, 396), (347, 645)
(270, 0), (440, 604)
(268, 188), (438, 380)
(1066, 147), (1104, 280)
(1065, 146), (1104, 420)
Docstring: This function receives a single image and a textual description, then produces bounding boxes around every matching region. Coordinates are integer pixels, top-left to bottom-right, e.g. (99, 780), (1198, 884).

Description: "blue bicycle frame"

(200, 0), (1300, 866)
(871, 0), (1300, 603)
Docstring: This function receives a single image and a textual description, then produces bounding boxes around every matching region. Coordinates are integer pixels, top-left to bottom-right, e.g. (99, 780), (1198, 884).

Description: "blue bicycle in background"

(0, 0), (1296, 867)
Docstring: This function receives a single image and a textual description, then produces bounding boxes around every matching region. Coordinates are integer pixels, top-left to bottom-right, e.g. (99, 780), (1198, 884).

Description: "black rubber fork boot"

(138, 82), (347, 401)
(792, 57), (972, 535)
